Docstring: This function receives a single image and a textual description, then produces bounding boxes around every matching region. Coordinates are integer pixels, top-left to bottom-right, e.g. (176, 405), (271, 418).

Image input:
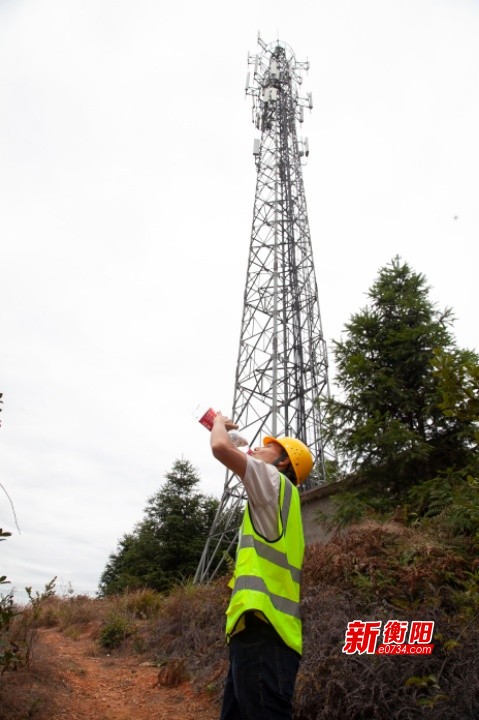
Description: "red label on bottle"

(198, 408), (217, 431)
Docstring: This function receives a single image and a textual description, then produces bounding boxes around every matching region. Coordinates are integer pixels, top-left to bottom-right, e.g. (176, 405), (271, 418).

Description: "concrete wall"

(300, 482), (343, 546)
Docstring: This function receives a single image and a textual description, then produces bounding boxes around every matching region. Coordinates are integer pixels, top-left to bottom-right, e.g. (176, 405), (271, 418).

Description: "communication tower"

(195, 36), (331, 583)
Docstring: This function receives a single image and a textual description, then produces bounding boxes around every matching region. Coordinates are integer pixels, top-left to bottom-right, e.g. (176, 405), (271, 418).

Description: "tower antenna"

(195, 37), (332, 583)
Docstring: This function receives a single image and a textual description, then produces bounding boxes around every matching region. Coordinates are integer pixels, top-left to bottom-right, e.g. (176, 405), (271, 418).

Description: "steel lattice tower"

(195, 36), (331, 583)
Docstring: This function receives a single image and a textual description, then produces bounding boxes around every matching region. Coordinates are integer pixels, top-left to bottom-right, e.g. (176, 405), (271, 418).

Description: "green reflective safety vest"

(225, 473), (305, 655)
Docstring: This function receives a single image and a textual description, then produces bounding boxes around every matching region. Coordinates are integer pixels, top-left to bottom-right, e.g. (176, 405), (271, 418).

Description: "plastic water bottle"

(227, 431), (249, 448)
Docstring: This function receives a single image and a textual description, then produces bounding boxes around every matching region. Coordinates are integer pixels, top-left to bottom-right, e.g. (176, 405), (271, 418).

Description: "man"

(210, 411), (313, 720)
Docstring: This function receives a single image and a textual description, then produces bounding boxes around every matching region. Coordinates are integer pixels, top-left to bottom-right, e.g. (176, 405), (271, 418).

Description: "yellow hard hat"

(263, 436), (314, 485)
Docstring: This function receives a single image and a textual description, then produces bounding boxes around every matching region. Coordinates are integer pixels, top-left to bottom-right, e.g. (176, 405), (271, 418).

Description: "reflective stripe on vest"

(237, 535), (302, 585)
(225, 473), (304, 655)
(230, 575), (301, 618)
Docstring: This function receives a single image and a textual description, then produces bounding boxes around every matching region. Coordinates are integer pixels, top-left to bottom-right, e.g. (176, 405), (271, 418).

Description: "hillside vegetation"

(1, 505), (478, 719)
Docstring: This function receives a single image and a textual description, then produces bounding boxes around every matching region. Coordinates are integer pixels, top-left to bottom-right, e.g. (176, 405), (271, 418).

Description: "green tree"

(98, 528), (167, 595)
(326, 257), (476, 494)
(432, 348), (479, 435)
(99, 459), (218, 595)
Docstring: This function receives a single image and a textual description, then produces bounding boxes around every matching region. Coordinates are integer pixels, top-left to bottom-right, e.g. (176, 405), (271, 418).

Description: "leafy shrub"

(95, 590), (164, 652)
(11, 578), (57, 664)
(1, 528), (23, 674)
(99, 613), (135, 650)
(407, 472), (479, 546)
(0, 589), (21, 673)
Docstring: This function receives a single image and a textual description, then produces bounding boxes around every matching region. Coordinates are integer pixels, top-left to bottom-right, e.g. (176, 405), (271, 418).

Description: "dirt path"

(31, 627), (217, 720)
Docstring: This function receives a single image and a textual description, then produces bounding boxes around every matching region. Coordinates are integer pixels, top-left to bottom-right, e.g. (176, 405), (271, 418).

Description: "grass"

(1, 519), (479, 719)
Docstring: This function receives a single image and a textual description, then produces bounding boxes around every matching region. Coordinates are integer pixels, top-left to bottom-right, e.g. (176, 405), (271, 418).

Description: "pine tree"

(99, 459), (218, 595)
(143, 459), (219, 580)
(433, 348), (479, 433)
(326, 257), (475, 493)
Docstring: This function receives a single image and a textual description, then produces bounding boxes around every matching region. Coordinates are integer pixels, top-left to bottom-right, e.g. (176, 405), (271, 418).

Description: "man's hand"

(213, 412), (239, 432)
(210, 412), (247, 480)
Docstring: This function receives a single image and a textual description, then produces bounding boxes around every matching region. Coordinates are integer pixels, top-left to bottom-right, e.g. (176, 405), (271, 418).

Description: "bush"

(297, 580), (479, 720)
(0, 589), (21, 673)
(1, 528), (22, 674)
(99, 614), (135, 650)
(8, 578), (57, 665)
(147, 578), (230, 698)
(116, 588), (164, 619)
(407, 472), (479, 546)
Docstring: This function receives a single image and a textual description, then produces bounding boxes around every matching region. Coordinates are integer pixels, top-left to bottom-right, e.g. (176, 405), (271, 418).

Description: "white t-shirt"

(242, 455), (281, 541)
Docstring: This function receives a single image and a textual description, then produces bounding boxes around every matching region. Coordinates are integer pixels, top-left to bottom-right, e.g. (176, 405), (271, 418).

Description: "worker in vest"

(210, 411), (313, 720)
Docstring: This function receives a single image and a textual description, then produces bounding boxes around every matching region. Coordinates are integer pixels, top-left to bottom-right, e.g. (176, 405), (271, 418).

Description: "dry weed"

(147, 578), (230, 699)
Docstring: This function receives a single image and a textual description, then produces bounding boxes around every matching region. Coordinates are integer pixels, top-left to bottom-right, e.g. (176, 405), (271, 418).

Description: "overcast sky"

(1, 0), (478, 601)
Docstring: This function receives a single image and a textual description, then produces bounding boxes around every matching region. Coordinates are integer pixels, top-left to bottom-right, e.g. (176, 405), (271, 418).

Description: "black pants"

(220, 613), (301, 720)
